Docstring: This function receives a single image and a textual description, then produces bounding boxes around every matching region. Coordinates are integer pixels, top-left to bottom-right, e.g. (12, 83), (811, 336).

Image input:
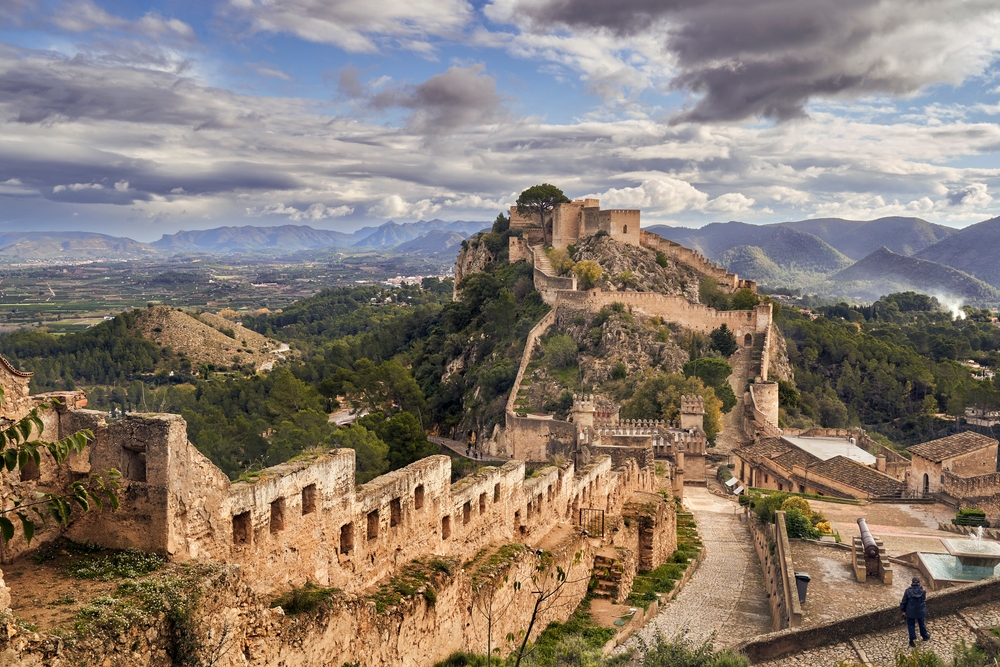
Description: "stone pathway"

(619, 487), (772, 654)
(756, 597), (1000, 666)
(715, 347), (752, 456)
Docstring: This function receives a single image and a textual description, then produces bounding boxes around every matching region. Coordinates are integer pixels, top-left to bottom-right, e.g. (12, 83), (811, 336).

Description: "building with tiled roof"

(906, 431), (998, 496)
(733, 432), (908, 499)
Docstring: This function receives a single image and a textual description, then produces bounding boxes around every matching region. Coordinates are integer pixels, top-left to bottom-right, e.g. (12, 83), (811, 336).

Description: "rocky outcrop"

(571, 235), (703, 295)
(453, 240), (496, 292)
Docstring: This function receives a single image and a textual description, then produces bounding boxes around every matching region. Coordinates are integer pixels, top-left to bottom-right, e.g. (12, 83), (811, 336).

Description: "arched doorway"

(923, 473), (930, 494)
(622, 224), (628, 234)
(744, 333), (753, 347)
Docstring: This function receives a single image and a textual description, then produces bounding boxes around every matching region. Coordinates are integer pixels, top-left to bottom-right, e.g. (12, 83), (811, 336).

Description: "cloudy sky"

(2, 0), (1000, 240)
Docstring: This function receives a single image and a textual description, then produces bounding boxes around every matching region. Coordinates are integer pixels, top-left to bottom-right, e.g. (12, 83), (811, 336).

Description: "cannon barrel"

(857, 518), (879, 559)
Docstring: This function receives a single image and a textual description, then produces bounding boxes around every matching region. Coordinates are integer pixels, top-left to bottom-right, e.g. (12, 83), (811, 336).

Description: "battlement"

(681, 395), (705, 415)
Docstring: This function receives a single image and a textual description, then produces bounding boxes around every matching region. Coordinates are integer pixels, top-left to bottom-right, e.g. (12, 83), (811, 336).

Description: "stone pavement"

(756, 597), (1000, 666)
(619, 487), (772, 655)
(715, 347), (752, 456)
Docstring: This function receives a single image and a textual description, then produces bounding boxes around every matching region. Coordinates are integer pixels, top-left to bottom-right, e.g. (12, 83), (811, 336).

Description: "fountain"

(913, 526), (1000, 590)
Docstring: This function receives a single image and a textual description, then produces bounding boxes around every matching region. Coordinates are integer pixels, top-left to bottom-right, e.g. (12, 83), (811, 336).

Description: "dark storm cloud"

(505, 0), (1000, 123)
(0, 50), (259, 127)
(368, 65), (506, 134)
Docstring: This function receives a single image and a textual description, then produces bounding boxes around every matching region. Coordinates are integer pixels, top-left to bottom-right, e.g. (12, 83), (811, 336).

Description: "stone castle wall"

(640, 230), (754, 294)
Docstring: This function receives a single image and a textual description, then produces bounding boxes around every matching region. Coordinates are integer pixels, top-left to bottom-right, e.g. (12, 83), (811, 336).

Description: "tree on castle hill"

(620, 372), (723, 440)
(709, 324), (739, 357)
(0, 389), (120, 543)
(572, 260), (603, 290)
(515, 184), (570, 225)
(331, 423), (390, 483)
(683, 357), (737, 413)
(730, 288), (760, 310)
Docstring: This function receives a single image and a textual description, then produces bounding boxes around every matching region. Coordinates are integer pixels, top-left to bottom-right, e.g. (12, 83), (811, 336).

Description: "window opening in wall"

(20, 458), (39, 482)
(463, 500), (471, 525)
(390, 497), (402, 527)
(622, 224), (628, 234)
(367, 510), (379, 540)
(340, 522), (354, 554)
(414, 484), (425, 509)
(122, 445), (147, 482)
(547, 485), (552, 502)
(479, 493), (486, 515)
(232, 511), (251, 545)
(270, 498), (285, 533)
(493, 483), (500, 502)
(442, 515), (451, 539)
(302, 484), (318, 515)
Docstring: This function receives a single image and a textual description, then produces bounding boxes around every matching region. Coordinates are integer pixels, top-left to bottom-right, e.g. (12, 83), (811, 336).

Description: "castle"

(0, 351), (677, 666)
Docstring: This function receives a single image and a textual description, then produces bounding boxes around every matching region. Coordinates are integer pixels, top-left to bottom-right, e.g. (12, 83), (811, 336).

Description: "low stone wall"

(747, 509), (801, 631)
(639, 231), (753, 293)
(739, 574), (1000, 663)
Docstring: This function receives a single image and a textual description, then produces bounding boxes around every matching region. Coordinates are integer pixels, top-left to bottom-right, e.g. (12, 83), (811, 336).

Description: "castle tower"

(679, 395), (705, 431)
(571, 393), (596, 430)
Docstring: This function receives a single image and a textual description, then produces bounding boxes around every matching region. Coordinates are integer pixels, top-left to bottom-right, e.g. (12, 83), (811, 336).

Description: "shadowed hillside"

(832, 247), (1000, 304)
(915, 216), (1000, 288)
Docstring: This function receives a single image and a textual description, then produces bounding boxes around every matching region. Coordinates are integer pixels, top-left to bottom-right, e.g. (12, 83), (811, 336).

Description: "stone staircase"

(531, 245), (556, 276)
(749, 333), (767, 381)
(590, 551), (633, 604)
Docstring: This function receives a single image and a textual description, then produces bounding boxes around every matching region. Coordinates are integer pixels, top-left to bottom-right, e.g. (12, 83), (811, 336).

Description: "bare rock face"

(454, 240), (495, 289)
(571, 235), (703, 294)
(767, 326), (795, 382)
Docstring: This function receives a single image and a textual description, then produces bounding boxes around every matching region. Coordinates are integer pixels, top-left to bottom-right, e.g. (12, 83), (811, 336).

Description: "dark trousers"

(907, 616), (929, 641)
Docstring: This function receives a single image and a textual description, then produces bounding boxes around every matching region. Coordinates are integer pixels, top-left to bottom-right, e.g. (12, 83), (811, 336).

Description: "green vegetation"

(709, 325), (738, 358)
(954, 508), (990, 527)
(779, 291), (1000, 444)
(515, 184), (570, 226)
(67, 548), (166, 581)
(271, 582), (340, 614)
(621, 373), (724, 440)
(743, 492), (830, 538)
(683, 357), (737, 413)
(628, 511), (704, 608)
(368, 557), (457, 613)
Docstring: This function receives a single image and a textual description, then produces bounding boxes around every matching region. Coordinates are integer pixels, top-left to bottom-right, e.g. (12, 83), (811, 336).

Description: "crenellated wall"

(639, 230), (755, 294)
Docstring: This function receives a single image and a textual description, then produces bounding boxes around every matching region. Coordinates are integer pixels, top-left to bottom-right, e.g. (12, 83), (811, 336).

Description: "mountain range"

(650, 215), (1000, 304)
(0, 219), (491, 260)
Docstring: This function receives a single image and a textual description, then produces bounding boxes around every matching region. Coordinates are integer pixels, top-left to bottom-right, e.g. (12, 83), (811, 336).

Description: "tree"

(572, 261), (603, 290)
(709, 324), (738, 357)
(730, 288), (760, 310)
(343, 359), (428, 423)
(0, 391), (120, 543)
(491, 212), (510, 234)
(543, 334), (578, 369)
(515, 184), (570, 226)
(621, 372), (724, 439)
(358, 411), (438, 471)
(332, 424), (390, 483)
(683, 358), (732, 390)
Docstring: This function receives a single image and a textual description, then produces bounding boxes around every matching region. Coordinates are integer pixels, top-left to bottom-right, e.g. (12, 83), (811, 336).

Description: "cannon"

(857, 518), (879, 559)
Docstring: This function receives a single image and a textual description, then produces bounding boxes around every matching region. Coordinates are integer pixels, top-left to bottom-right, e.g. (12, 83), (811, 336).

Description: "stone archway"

(744, 333), (753, 347)
(923, 473), (930, 494)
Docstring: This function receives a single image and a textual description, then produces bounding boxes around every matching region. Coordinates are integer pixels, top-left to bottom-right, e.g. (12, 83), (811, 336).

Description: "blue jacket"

(900, 583), (927, 618)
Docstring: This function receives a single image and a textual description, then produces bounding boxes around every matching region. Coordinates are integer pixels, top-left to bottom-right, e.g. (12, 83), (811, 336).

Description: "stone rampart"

(534, 267), (576, 305)
(639, 231), (755, 293)
(555, 290), (771, 342)
(749, 382), (780, 431)
(748, 510), (801, 631)
(941, 470), (1000, 511)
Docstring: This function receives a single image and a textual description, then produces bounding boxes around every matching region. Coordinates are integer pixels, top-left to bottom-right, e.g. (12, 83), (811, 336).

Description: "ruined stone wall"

(941, 471), (1000, 512)
(945, 445), (998, 477)
(534, 267), (576, 305)
(0, 355), (35, 421)
(555, 290), (771, 341)
(509, 236), (531, 263)
(639, 231), (755, 293)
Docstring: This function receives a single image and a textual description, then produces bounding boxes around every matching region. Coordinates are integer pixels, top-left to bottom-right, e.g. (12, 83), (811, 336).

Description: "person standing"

(900, 576), (930, 647)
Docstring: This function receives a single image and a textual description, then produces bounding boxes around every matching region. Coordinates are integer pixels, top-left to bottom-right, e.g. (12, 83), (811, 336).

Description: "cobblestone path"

(620, 487), (772, 655)
(756, 596), (1000, 665)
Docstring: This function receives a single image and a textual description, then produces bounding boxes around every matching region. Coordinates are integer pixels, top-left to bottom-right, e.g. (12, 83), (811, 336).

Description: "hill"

(831, 247), (1000, 304)
(135, 307), (288, 371)
(0, 232), (153, 260)
(352, 219), (489, 247)
(715, 246), (785, 285)
(649, 222), (852, 278)
(151, 225), (354, 253)
(783, 216), (955, 259)
(393, 230), (466, 256)
(915, 216), (1000, 288)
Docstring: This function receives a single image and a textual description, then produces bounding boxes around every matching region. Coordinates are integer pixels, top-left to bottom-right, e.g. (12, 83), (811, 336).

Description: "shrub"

(780, 496), (812, 516)
(784, 509), (820, 539)
(656, 252), (669, 268)
(271, 582), (339, 614)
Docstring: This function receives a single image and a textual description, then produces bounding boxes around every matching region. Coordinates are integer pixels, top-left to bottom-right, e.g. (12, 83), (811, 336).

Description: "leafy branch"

(0, 394), (121, 544)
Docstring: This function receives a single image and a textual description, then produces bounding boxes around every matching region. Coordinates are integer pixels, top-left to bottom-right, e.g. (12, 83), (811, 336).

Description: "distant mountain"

(915, 216), (1000, 288)
(393, 230), (466, 256)
(783, 216), (956, 259)
(152, 225), (355, 253)
(648, 222), (852, 277)
(353, 219), (489, 247)
(0, 231), (153, 260)
(715, 246), (785, 285)
(832, 247), (1000, 303)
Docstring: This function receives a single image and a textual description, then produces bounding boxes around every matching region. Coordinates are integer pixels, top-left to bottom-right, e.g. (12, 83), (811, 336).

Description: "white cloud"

(369, 195), (441, 220)
(53, 183), (104, 193)
(707, 193), (756, 214)
(226, 0), (472, 53)
(246, 203), (354, 221)
(586, 178), (709, 213)
(114, 180), (129, 192)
